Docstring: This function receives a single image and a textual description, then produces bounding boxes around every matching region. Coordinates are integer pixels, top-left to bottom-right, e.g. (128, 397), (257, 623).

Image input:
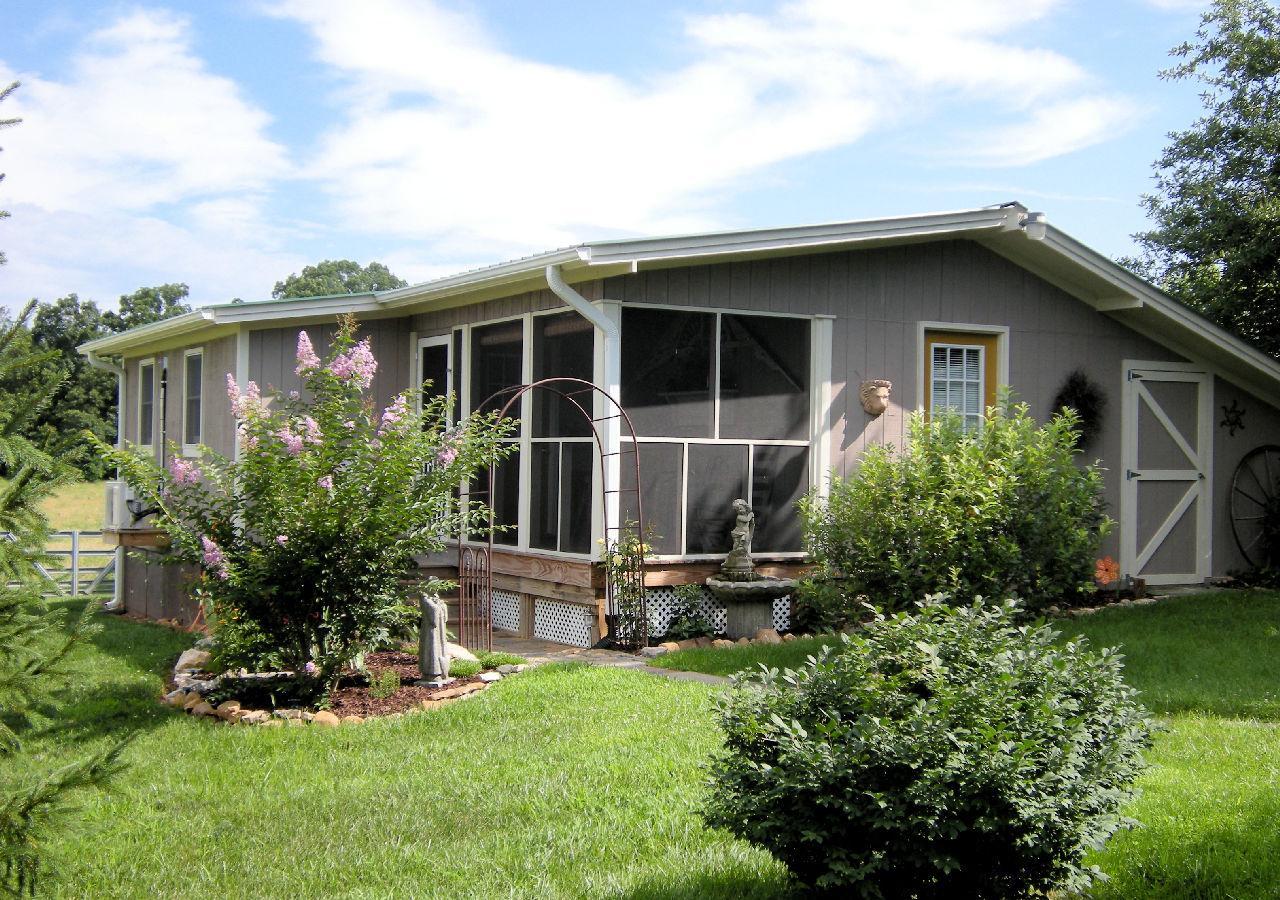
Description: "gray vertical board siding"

(247, 317), (413, 410)
(202, 335), (238, 457)
(1213, 377), (1280, 574)
(602, 239), (1214, 565)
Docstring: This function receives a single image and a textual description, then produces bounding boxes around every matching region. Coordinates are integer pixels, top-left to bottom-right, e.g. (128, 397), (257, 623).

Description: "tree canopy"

(103, 283), (192, 332)
(272, 260), (407, 300)
(1131, 0), (1280, 359)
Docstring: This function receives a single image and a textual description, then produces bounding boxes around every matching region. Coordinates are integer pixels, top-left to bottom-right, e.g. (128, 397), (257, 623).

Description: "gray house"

(80, 203), (1280, 646)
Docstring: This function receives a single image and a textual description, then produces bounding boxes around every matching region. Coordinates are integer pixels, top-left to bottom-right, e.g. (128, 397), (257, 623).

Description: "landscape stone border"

(639, 627), (813, 658)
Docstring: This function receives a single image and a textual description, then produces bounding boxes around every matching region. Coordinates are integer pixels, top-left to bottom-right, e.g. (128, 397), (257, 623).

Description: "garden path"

(489, 633), (729, 685)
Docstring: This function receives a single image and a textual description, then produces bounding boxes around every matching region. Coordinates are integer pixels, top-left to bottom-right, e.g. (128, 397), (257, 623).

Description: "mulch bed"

(326, 651), (485, 718)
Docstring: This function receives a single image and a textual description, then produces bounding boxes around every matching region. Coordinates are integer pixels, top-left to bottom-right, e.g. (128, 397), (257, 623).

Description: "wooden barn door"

(1121, 362), (1213, 585)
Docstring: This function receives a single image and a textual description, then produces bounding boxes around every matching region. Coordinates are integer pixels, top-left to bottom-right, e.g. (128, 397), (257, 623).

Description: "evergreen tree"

(0, 88), (126, 899)
(1131, 0), (1280, 359)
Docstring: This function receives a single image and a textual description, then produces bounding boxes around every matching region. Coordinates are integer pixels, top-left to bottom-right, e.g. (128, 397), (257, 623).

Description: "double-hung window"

(138, 359), (156, 449)
(922, 328), (1001, 432)
(183, 348), (203, 455)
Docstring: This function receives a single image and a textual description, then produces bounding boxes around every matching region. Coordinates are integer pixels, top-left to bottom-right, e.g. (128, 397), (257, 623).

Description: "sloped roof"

(78, 202), (1280, 401)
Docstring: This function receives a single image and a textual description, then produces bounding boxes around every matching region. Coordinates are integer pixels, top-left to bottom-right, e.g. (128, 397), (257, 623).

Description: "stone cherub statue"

(417, 594), (451, 686)
(722, 498), (756, 580)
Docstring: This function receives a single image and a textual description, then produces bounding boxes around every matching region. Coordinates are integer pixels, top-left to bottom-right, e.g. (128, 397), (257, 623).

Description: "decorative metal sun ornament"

(1220, 399), (1246, 436)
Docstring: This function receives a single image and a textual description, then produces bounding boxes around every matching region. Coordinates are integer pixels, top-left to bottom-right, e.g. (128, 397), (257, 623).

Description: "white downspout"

(545, 264), (623, 557)
(85, 350), (126, 613)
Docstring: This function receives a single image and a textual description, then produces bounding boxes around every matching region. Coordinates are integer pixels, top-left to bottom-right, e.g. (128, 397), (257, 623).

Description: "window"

(923, 329), (1001, 432)
(621, 308), (813, 556)
(183, 349), (203, 452)
(138, 360), (155, 447)
(471, 320), (524, 425)
(418, 335), (452, 419)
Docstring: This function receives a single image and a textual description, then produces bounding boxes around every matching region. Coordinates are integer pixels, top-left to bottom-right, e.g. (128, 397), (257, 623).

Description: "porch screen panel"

(533, 312), (593, 438)
(686, 444), (748, 554)
(621, 442), (683, 556)
(471, 321), (524, 430)
(751, 445), (808, 552)
(719, 314), (810, 440)
(529, 442), (559, 551)
(471, 451), (520, 545)
(621, 308), (714, 438)
(560, 442), (594, 553)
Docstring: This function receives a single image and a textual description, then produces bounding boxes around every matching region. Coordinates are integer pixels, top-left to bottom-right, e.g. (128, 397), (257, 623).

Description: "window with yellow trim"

(923, 330), (1000, 431)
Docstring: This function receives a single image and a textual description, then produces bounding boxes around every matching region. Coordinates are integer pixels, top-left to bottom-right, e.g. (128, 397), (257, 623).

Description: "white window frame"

(415, 334), (454, 420)
(137, 358), (156, 451)
(929, 342), (986, 429)
(181, 347), (204, 457)
(915, 322), (1010, 413)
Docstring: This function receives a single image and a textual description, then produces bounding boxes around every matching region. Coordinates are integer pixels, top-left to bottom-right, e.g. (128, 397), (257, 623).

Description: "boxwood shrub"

(799, 403), (1109, 614)
(703, 598), (1152, 897)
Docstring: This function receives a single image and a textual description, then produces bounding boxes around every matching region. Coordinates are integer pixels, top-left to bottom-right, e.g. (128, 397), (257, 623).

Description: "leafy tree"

(1131, 0), (1280, 359)
(102, 283), (191, 332)
(272, 260), (407, 300)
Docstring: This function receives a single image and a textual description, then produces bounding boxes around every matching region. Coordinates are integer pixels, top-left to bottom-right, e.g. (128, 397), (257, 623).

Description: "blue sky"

(0, 0), (1209, 312)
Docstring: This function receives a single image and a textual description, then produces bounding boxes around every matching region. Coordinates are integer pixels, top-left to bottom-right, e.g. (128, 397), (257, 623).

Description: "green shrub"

(367, 668), (400, 700)
(790, 576), (864, 634)
(800, 403), (1109, 614)
(661, 584), (717, 642)
(450, 659), (481, 678)
(476, 651), (525, 669)
(703, 598), (1152, 897)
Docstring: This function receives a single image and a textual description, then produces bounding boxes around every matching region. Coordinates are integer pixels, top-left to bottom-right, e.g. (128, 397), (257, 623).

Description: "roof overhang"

(77, 202), (1280, 401)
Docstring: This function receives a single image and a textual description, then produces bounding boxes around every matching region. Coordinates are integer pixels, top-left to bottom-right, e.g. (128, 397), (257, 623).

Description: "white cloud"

(0, 10), (294, 308)
(270, 0), (1135, 258)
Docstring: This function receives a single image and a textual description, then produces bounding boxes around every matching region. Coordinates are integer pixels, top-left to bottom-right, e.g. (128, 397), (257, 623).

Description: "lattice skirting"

(491, 589), (521, 633)
(645, 585), (790, 636)
(533, 598), (594, 647)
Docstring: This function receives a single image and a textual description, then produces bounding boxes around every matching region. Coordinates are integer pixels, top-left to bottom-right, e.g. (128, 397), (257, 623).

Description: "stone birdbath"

(705, 499), (796, 640)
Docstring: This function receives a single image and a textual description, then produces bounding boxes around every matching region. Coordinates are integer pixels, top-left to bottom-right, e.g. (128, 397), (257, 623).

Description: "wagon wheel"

(1230, 444), (1280, 569)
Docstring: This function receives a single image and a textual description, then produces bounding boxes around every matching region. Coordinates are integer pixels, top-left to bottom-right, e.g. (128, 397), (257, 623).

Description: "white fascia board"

(579, 206), (1022, 266)
(77, 309), (215, 357)
(1040, 226), (1280, 391)
(210, 295), (383, 323)
(376, 248), (585, 310)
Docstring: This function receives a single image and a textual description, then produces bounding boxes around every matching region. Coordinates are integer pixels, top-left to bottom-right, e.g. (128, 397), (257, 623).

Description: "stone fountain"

(705, 499), (797, 640)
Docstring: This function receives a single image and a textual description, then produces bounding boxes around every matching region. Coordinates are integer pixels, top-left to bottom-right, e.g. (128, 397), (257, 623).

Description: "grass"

(18, 591), (1280, 898)
(23, 600), (789, 899)
(38, 480), (106, 533)
(654, 636), (843, 678)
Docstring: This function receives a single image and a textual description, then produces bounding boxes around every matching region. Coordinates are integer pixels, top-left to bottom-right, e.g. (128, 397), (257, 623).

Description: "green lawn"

(21, 601), (790, 899)
(38, 480), (106, 533)
(17, 591), (1280, 897)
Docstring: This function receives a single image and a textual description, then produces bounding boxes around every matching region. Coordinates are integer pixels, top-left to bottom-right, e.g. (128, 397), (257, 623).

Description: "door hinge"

(1127, 370), (1143, 381)
(1126, 469), (1141, 480)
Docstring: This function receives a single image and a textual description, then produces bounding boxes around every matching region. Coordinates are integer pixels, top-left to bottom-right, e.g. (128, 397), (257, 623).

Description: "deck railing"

(2, 530), (117, 596)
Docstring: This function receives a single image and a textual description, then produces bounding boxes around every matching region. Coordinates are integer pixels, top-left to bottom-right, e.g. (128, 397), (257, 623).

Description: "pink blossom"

(227, 375), (263, 418)
(289, 390), (300, 400)
(304, 661), (318, 676)
(200, 536), (230, 580)
(436, 445), (458, 466)
(301, 416), (323, 445)
(274, 427), (304, 456)
(168, 457), (200, 485)
(344, 420), (356, 429)
(317, 475), (334, 490)
(378, 394), (409, 434)
(240, 428), (258, 451)
(275, 534), (288, 545)
(328, 338), (377, 390)
(295, 331), (320, 375)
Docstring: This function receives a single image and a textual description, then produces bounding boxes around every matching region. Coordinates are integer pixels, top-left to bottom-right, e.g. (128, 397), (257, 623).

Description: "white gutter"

(545, 264), (618, 339)
(85, 351), (126, 613)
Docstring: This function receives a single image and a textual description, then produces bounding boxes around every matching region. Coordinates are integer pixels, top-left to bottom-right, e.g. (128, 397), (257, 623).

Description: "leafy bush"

(97, 315), (513, 696)
(703, 598), (1153, 897)
(790, 576), (865, 634)
(661, 584), (717, 642)
(449, 659), (482, 678)
(476, 651), (525, 669)
(800, 403), (1109, 614)
(366, 668), (400, 700)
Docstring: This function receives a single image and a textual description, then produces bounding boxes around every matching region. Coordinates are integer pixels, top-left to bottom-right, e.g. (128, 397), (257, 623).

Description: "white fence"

(3, 530), (117, 596)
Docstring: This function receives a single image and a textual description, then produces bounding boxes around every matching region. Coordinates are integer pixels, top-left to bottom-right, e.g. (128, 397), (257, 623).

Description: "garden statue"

(417, 594), (451, 686)
(859, 379), (893, 416)
(723, 498), (756, 579)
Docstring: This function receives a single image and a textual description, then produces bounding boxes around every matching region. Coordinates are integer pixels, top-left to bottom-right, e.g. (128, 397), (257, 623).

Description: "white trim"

(810, 316), (834, 499)
(415, 333), (453, 420)
(1119, 359), (1213, 585)
(915, 322), (1010, 412)
(136, 358), (156, 452)
(233, 328), (249, 462)
(181, 347), (204, 457)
